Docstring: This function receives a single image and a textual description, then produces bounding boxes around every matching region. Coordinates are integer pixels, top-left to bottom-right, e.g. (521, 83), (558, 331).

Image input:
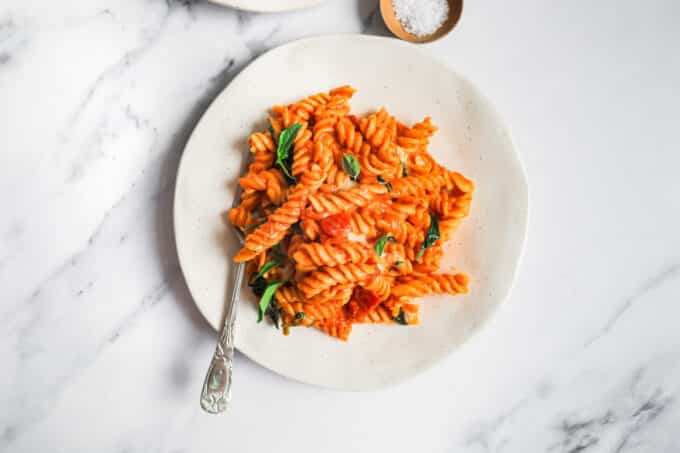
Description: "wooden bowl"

(380, 0), (463, 44)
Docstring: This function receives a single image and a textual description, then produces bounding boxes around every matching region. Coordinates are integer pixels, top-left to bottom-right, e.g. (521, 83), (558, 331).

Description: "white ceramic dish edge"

(174, 34), (529, 390)
(208, 0), (327, 13)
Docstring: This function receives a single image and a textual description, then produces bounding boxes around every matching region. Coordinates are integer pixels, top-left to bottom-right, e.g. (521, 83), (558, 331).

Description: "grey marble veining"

(1, 0), (679, 452)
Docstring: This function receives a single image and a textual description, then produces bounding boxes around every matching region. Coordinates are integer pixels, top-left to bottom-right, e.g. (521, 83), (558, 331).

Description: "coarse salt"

(392, 0), (449, 38)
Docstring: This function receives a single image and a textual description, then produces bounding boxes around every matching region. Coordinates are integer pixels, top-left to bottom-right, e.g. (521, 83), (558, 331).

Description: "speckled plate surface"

(174, 35), (528, 390)
(208, 0), (326, 13)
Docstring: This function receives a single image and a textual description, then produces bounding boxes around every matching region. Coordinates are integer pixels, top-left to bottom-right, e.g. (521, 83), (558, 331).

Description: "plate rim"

(173, 33), (529, 390)
(206, 0), (327, 13)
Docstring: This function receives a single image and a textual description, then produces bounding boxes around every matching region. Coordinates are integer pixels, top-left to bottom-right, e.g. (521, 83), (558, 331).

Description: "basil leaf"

(416, 213), (440, 259)
(342, 154), (361, 181)
(248, 275), (268, 297)
(242, 218), (267, 232)
(394, 260), (404, 267)
(374, 233), (396, 256)
(277, 123), (301, 152)
(272, 242), (285, 260)
(377, 175), (393, 192)
(393, 308), (407, 325)
(253, 260), (280, 280)
(257, 280), (285, 323)
(281, 153), (296, 185)
(423, 213), (440, 247)
(275, 123), (302, 184)
(266, 299), (283, 329)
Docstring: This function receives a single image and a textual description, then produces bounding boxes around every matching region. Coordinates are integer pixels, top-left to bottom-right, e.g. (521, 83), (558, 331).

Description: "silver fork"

(200, 188), (246, 414)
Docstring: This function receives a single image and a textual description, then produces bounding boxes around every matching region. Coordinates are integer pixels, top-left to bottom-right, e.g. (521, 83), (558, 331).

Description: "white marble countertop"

(2, 1), (679, 452)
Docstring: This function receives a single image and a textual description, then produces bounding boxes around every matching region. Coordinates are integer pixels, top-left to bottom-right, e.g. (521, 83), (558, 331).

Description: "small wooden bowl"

(380, 0), (463, 44)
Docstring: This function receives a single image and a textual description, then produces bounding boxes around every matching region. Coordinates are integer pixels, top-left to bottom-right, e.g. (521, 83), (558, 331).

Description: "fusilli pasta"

(228, 86), (473, 340)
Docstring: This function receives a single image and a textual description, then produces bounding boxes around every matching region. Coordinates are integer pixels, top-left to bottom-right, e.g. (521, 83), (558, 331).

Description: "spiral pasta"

(292, 240), (373, 272)
(297, 263), (378, 298)
(234, 187), (309, 262)
(228, 85), (474, 340)
(391, 273), (469, 299)
(306, 184), (388, 216)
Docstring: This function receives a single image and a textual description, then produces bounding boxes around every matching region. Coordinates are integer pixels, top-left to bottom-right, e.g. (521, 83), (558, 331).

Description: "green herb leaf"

(266, 299), (283, 329)
(257, 280), (285, 323)
(377, 175), (393, 192)
(294, 312), (306, 322)
(243, 218), (267, 231)
(393, 308), (407, 325)
(394, 260), (403, 267)
(248, 274), (268, 297)
(423, 213), (440, 248)
(275, 123), (302, 184)
(281, 154), (296, 185)
(253, 260), (280, 280)
(271, 242), (285, 261)
(342, 154), (361, 181)
(374, 233), (396, 256)
(416, 213), (440, 260)
(276, 123), (301, 160)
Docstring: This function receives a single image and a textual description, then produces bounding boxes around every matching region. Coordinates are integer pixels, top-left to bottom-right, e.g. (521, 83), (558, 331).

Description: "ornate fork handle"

(200, 260), (245, 413)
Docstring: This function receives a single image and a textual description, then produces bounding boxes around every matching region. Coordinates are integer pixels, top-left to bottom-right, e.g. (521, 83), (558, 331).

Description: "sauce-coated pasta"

(229, 86), (473, 340)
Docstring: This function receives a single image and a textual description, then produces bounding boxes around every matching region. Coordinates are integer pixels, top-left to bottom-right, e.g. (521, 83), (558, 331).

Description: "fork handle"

(200, 261), (245, 413)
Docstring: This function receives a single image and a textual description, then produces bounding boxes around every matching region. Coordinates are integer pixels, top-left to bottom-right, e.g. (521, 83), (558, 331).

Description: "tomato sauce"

(353, 287), (380, 313)
(319, 212), (350, 240)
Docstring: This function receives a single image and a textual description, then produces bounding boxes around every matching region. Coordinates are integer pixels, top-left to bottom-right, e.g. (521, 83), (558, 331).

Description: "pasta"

(229, 85), (473, 340)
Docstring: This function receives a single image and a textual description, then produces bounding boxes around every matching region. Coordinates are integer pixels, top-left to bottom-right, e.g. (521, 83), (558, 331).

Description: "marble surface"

(1, 0), (679, 452)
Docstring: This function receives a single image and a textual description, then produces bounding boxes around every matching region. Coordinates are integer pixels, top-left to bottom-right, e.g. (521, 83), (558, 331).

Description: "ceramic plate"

(209, 0), (326, 13)
(174, 35), (528, 390)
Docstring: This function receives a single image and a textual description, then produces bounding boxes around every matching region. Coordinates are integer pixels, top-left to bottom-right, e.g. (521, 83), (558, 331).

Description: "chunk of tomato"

(354, 287), (380, 312)
(319, 212), (350, 238)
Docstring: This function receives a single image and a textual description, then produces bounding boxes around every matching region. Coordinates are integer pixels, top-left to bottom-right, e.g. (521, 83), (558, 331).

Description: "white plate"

(209, 0), (326, 13)
(174, 35), (528, 390)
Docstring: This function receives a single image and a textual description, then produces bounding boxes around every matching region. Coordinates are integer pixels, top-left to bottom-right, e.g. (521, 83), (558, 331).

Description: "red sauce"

(345, 301), (361, 318)
(354, 287), (380, 312)
(319, 212), (350, 239)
